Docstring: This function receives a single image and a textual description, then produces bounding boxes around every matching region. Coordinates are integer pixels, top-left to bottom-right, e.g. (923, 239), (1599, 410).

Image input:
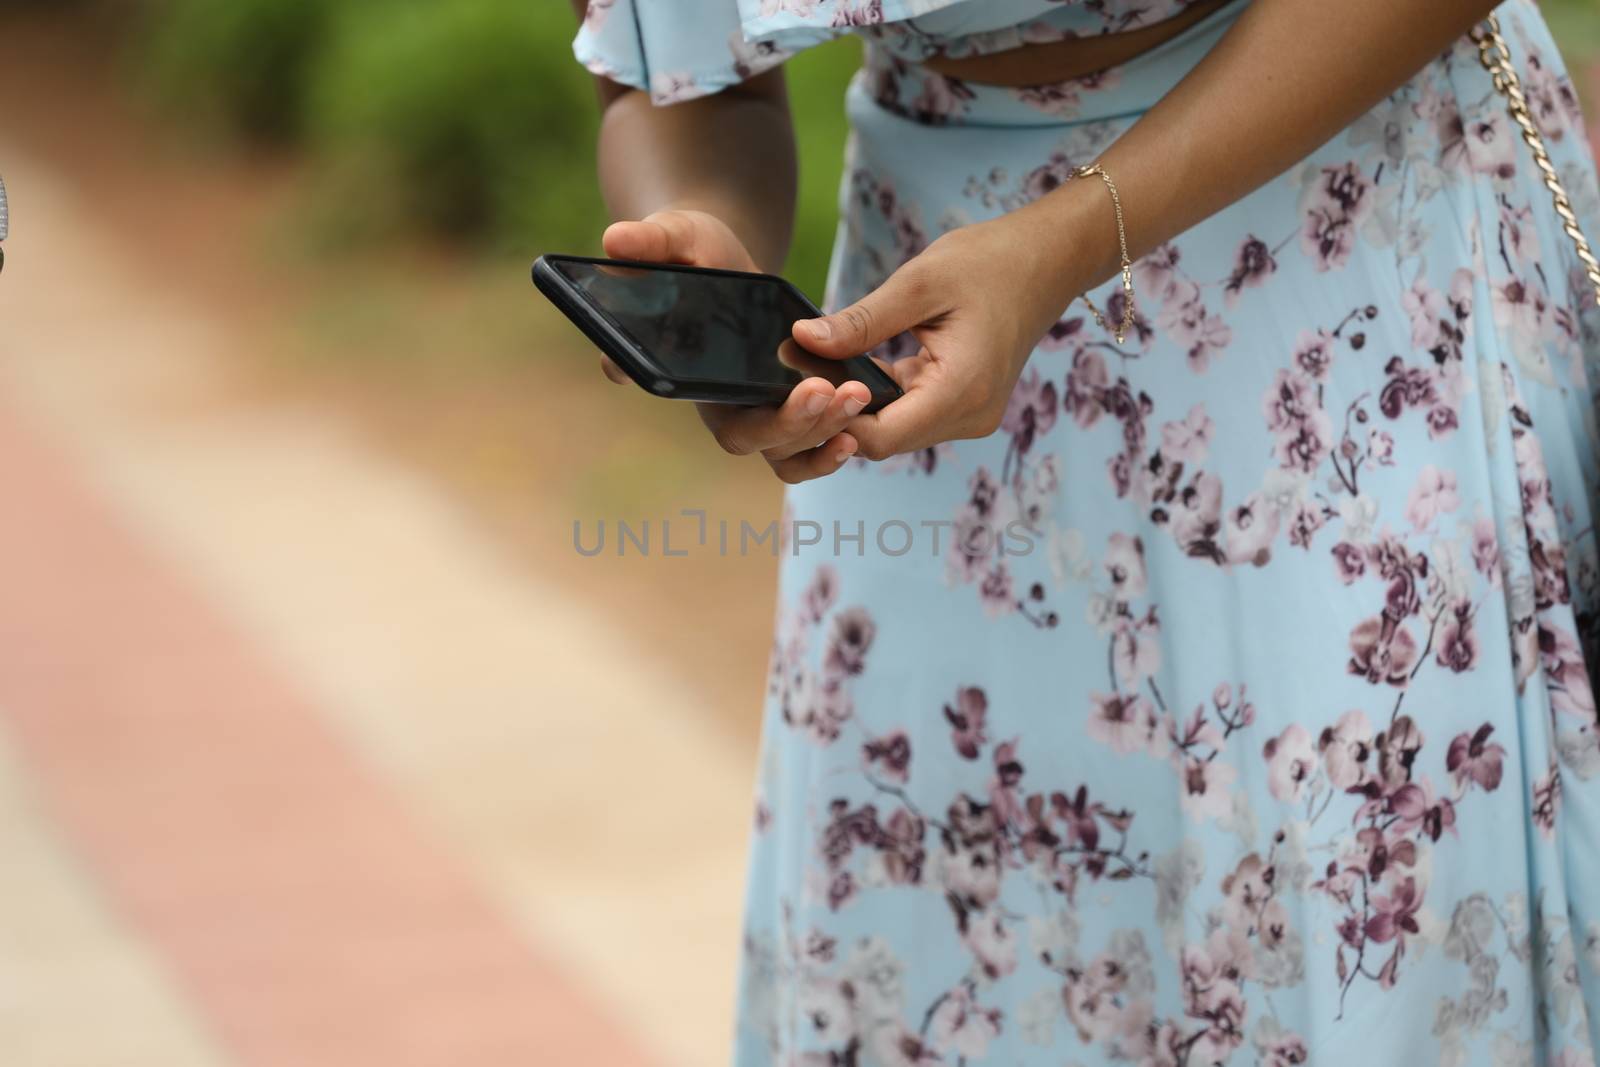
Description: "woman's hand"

(793, 199), (1104, 462)
(600, 209), (871, 483)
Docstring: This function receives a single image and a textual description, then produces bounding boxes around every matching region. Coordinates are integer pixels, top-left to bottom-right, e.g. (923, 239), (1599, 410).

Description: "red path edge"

(0, 399), (661, 1066)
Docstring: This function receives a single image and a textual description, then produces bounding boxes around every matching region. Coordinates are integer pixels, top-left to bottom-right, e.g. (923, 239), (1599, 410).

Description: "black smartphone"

(533, 254), (903, 412)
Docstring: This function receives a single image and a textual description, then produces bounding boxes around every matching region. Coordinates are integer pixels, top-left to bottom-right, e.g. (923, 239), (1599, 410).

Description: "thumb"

(794, 264), (937, 359)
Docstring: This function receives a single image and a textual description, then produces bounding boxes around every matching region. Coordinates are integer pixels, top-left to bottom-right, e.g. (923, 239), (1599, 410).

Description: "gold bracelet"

(1068, 163), (1137, 345)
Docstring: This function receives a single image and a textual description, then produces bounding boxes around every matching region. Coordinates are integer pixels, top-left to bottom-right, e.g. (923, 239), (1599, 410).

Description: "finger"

(792, 261), (941, 359)
(599, 356), (629, 385)
(763, 381), (872, 461)
(602, 217), (686, 264)
(768, 433), (859, 484)
(602, 210), (712, 266)
(698, 377), (837, 456)
(842, 353), (951, 461)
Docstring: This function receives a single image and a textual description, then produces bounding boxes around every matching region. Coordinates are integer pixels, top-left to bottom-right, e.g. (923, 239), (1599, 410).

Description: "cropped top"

(573, 0), (1203, 104)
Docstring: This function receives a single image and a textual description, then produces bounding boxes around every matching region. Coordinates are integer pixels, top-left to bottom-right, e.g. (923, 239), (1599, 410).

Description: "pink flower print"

(911, 74), (976, 126)
(978, 562), (1017, 617)
(1331, 541), (1366, 585)
(1299, 162), (1374, 271)
(1374, 715), (1425, 790)
(1532, 760), (1561, 838)
(1434, 604), (1478, 673)
(1366, 428), (1395, 465)
(1134, 242), (1184, 306)
(928, 986), (1002, 1059)
(1434, 94), (1469, 170)
(1219, 852), (1272, 932)
(801, 563), (839, 623)
(1471, 517), (1501, 584)
(1524, 50), (1582, 138)
(1365, 876), (1423, 944)
(1310, 162), (1376, 226)
(1049, 783), (1100, 851)
(1111, 609), (1162, 690)
(1501, 200), (1543, 266)
(1348, 614), (1419, 687)
(1319, 709), (1375, 791)
(872, 1027), (943, 1067)
(1223, 234), (1277, 307)
(1160, 403), (1214, 466)
(1224, 492), (1280, 567)
(1258, 1029), (1310, 1067)
(961, 911), (1019, 980)
(1275, 408), (1335, 474)
(1104, 532), (1148, 601)
(1170, 472), (1224, 559)
(1088, 691), (1158, 755)
(1446, 723), (1506, 792)
(1016, 80), (1084, 117)
(948, 504), (994, 584)
(1425, 402), (1460, 440)
(649, 72), (701, 105)
(1063, 952), (1136, 1045)
(797, 978), (855, 1045)
(1292, 329), (1335, 381)
(1263, 724), (1318, 803)
(863, 729), (912, 785)
(1542, 623), (1597, 721)
(1064, 347), (1110, 428)
(944, 686), (990, 760)
(1401, 273), (1445, 351)
(1379, 357), (1440, 420)
(1001, 368), (1059, 453)
(1466, 110), (1518, 179)
(1389, 778), (1457, 841)
(1157, 283), (1233, 371)
(825, 606), (877, 677)
(1287, 499), (1326, 550)
(1492, 275), (1551, 350)
(1179, 753), (1237, 822)
(989, 739), (1026, 825)
(1262, 368), (1318, 432)
(1405, 464), (1460, 532)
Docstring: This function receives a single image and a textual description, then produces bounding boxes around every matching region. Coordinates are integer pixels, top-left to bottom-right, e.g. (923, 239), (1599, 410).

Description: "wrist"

(1028, 169), (1130, 308)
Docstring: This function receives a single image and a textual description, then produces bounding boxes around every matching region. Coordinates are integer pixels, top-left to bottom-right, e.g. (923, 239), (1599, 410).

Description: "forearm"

(1031, 0), (1500, 294)
(595, 79), (798, 272)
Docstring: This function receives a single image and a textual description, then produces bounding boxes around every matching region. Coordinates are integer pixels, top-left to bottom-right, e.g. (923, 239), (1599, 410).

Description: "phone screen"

(548, 258), (888, 393)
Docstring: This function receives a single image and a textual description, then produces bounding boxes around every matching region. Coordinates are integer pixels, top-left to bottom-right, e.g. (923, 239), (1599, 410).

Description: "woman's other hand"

(794, 199), (1109, 462)
(599, 209), (870, 483)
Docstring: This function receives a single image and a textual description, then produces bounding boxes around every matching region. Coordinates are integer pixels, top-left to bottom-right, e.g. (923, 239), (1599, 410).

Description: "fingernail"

(835, 445), (855, 465)
(805, 391), (828, 416)
(806, 318), (832, 340)
(843, 396), (866, 417)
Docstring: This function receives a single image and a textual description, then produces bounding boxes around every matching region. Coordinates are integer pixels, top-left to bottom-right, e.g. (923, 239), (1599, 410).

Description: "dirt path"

(0, 101), (755, 1067)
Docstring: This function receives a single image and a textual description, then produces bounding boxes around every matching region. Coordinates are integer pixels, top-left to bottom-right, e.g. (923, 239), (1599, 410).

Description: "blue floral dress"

(574, 2), (1600, 1064)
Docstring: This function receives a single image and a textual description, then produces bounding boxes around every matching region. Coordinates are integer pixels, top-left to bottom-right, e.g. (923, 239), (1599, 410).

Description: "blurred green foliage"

(1545, 0), (1600, 57)
(136, 0), (859, 297)
(142, 0), (333, 141)
(305, 0), (602, 253)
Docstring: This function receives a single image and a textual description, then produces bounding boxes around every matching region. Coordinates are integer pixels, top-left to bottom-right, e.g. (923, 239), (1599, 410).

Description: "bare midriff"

(918, 0), (1234, 86)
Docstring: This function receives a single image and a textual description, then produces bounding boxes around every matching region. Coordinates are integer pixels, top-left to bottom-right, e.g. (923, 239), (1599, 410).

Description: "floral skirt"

(732, 2), (1600, 1063)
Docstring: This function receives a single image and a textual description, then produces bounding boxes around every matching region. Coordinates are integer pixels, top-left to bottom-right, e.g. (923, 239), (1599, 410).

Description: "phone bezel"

(532, 254), (903, 411)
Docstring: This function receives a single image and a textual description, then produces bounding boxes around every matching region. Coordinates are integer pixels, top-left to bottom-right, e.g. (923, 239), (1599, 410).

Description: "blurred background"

(0, 2), (1596, 1066)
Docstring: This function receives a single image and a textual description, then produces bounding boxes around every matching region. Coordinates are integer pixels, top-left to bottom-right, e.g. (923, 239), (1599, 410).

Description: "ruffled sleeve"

(574, 0), (831, 106)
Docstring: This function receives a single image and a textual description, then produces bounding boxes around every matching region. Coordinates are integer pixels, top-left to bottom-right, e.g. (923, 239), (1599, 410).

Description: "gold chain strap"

(1471, 14), (1600, 308)
(1069, 163), (1138, 345)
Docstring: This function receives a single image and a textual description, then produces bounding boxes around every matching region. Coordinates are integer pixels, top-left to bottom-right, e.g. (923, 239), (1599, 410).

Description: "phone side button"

(652, 381), (677, 396)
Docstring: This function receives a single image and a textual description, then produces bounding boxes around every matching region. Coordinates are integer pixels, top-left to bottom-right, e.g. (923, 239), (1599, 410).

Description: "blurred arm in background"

(570, 0), (798, 274)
